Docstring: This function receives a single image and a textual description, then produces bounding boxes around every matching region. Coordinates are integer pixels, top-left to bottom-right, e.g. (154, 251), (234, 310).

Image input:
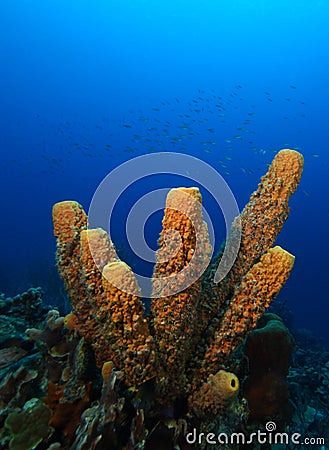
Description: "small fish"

(289, 85), (296, 89)
(312, 154), (319, 158)
(123, 124), (132, 128)
(303, 190), (310, 197)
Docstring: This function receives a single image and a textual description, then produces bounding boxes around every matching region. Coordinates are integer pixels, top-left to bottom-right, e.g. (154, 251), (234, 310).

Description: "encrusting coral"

(52, 149), (303, 418)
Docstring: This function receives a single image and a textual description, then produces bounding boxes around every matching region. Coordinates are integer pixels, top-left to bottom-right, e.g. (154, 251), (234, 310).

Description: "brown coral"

(52, 149), (303, 414)
(197, 149), (304, 330)
(225, 148), (303, 286)
(52, 207), (156, 385)
(188, 149), (303, 387)
(44, 381), (91, 443)
(101, 261), (157, 385)
(198, 246), (295, 379)
(79, 228), (119, 365)
(151, 187), (212, 398)
(52, 201), (96, 341)
(243, 314), (295, 423)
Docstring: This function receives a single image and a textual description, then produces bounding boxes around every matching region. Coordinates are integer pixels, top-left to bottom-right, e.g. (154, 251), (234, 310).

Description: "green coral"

(5, 398), (52, 450)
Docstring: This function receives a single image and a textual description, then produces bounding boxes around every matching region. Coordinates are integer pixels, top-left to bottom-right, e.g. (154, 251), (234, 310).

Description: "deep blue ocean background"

(0, 1), (328, 342)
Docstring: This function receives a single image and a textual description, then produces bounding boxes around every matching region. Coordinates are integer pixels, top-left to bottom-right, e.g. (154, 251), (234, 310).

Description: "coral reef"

(0, 296), (99, 450)
(286, 330), (329, 445)
(5, 398), (52, 450)
(0, 288), (49, 372)
(0, 149), (312, 449)
(51, 149), (302, 402)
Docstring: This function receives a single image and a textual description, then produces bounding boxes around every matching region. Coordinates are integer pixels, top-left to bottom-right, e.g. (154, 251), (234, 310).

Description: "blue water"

(0, 1), (328, 342)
